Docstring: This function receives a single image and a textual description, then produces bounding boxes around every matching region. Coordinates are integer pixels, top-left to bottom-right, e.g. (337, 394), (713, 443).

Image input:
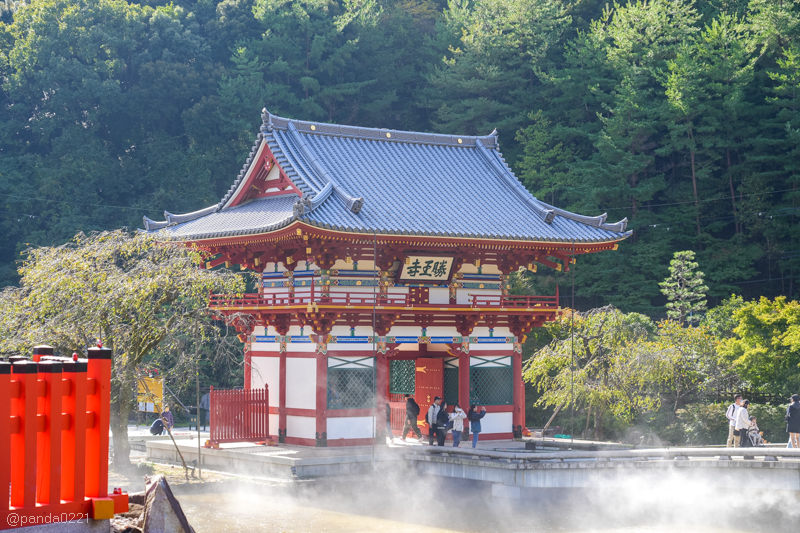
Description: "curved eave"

(177, 219), (632, 248)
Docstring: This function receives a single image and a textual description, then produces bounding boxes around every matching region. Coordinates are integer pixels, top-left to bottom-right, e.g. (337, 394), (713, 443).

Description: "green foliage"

(718, 295), (800, 396)
(659, 250), (709, 324)
(0, 230), (246, 467)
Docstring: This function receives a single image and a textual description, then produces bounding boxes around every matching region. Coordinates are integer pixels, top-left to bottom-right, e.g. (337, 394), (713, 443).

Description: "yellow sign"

(137, 377), (164, 413)
(398, 256), (454, 282)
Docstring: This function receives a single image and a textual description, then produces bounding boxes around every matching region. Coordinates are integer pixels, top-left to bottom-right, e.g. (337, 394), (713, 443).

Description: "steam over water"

(173, 472), (800, 532)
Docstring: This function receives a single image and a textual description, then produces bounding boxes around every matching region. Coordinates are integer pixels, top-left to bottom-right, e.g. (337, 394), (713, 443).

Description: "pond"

(171, 474), (799, 533)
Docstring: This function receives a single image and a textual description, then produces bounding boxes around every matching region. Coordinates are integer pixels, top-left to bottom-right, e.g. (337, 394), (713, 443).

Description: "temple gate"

(145, 109), (630, 446)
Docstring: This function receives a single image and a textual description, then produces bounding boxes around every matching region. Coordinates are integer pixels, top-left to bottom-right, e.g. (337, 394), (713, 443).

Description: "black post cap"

(0, 362), (10, 375)
(87, 346), (112, 360)
(63, 361), (88, 373)
(32, 345), (54, 356)
(12, 361), (39, 374)
(37, 361), (63, 373)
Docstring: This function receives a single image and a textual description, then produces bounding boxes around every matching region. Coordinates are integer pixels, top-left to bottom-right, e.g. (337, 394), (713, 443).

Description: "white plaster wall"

(470, 356), (512, 368)
(479, 412), (513, 434)
(250, 356), (280, 408)
(429, 288), (449, 304)
(269, 414), (279, 435)
(327, 416), (375, 440)
(286, 358), (317, 409)
(457, 288), (501, 305)
(286, 415), (316, 439)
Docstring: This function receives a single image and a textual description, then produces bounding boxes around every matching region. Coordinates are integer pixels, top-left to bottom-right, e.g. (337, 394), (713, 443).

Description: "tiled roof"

(146, 109), (630, 243)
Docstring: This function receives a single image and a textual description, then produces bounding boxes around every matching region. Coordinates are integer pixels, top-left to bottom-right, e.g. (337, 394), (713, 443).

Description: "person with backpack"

(400, 394), (422, 441)
(725, 394), (742, 447)
(734, 399), (751, 448)
(426, 396), (442, 446)
(785, 394), (800, 449)
(467, 404), (487, 448)
(449, 404), (467, 447)
(436, 401), (450, 446)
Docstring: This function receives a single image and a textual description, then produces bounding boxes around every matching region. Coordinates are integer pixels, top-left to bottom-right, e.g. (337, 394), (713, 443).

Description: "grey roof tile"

(147, 110), (631, 244)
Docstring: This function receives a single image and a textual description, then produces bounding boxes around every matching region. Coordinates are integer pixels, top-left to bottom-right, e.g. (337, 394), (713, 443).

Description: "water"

(173, 476), (798, 533)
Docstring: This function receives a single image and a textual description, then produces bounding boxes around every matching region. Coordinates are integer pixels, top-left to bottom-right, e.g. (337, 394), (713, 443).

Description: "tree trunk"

(593, 406), (604, 441)
(110, 401), (133, 471)
(727, 149), (738, 233)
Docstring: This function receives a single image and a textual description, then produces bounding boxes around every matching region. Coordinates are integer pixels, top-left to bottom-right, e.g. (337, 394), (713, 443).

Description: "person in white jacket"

(734, 400), (751, 447)
(449, 404), (467, 447)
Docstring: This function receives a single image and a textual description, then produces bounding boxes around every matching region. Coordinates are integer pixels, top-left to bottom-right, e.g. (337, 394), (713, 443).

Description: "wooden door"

(415, 357), (443, 435)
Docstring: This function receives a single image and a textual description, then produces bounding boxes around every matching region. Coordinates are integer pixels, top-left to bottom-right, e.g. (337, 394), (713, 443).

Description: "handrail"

(210, 288), (559, 310)
(416, 446), (800, 462)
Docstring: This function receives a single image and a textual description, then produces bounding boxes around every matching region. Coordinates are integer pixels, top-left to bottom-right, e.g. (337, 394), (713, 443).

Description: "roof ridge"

(261, 108), (499, 149)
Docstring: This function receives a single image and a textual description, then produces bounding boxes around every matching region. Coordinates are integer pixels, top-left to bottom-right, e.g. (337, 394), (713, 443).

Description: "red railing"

(1, 346), (128, 530)
(210, 282), (559, 311)
(209, 387), (269, 445)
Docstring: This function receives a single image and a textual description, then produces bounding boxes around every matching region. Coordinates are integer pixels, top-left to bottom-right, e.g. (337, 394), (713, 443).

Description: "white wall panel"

(478, 412), (513, 434)
(428, 288), (449, 304)
(286, 415), (316, 439)
(327, 416), (375, 440)
(250, 356), (280, 407)
(286, 358), (317, 409)
(269, 414), (279, 435)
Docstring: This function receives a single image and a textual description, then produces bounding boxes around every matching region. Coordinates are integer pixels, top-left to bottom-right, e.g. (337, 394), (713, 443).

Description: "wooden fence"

(1, 345), (128, 530)
(209, 387), (270, 445)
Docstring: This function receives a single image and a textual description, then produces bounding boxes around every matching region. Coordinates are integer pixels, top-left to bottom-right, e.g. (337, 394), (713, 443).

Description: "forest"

(0, 0), (798, 313)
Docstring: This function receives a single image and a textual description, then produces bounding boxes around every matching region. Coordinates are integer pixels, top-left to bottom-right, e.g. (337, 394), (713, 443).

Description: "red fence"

(209, 387), (270, 445)
(210, 285), (559, 311)
(1, 345), (128, 530)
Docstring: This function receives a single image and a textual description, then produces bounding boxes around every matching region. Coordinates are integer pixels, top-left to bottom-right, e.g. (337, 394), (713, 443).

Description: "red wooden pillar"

(37, 360), (63, 505)
(85, 346), (111, 499)
(244, 348), (251, 390)
(62, 356), (87, 504)
(375, 352), (389, 440)
(10, 361), (38, 509)
(278, 352), (287, 439)
(512, 352), (524, 431)
(458, 349), (470, 410)
(0, 362), (11, 514)
(315, 351), (327, 444)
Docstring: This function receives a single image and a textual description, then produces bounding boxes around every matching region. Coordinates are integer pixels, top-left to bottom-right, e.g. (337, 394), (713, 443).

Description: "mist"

(169, 461), (800, 533)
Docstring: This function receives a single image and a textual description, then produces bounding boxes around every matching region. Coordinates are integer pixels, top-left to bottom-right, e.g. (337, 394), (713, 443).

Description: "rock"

(138, 475), (195, 533)
(128, 492), (146, 506)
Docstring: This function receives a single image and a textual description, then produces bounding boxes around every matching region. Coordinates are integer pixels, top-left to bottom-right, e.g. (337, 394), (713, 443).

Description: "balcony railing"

(209, 283), (559, 311)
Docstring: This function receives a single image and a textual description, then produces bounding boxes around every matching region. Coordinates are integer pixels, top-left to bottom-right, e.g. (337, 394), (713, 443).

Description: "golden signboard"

(398, 256), (454, 282)
(137, 377), (164, 413)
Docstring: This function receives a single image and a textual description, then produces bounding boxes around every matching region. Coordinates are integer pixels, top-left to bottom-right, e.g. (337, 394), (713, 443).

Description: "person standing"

(449, 404), (467, 447)
(200, 392), (210, 431)
(725, 394), (742, 447)
(785, 394), (800, 449)
(385, 402), (395, 443)
(161, 405), (174, 435)
(467, 404), (487, 448)
(436, 401), (450, 446)
(734, 399), (751, 448)
(401, 394), (422, 441)
(426, 397), (442, 446)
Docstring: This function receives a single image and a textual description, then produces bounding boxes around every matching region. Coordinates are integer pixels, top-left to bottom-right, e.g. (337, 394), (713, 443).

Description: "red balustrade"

(208, 387), (270, 445)
(1, 346), (128, 530)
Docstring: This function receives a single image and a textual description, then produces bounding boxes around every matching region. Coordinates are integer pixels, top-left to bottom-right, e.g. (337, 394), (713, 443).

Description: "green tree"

(660, 250), (709, 324)
(718, 295), (800, 396)
(0, 231), (246, 469)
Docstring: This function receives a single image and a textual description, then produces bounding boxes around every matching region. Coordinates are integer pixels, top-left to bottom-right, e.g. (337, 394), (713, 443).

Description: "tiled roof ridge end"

(261, 107), (498, 148)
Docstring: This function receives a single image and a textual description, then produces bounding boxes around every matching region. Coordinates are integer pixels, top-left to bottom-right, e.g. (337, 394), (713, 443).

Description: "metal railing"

(416, 446), (800, 463)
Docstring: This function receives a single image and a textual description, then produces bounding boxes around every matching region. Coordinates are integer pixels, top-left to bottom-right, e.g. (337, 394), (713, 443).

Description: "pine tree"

(659, 250), (709, 324)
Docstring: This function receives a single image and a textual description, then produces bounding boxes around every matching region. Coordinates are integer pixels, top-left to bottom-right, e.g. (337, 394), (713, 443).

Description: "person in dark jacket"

(786, 394), (800, 449)
(385, 402), (394, 443)
(435, 401), (450, 446)
(149, 418), (164, 435)
(161, 406), (174, 435)
(401, 394), (422, 441)
(467, 404), (487, 448)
